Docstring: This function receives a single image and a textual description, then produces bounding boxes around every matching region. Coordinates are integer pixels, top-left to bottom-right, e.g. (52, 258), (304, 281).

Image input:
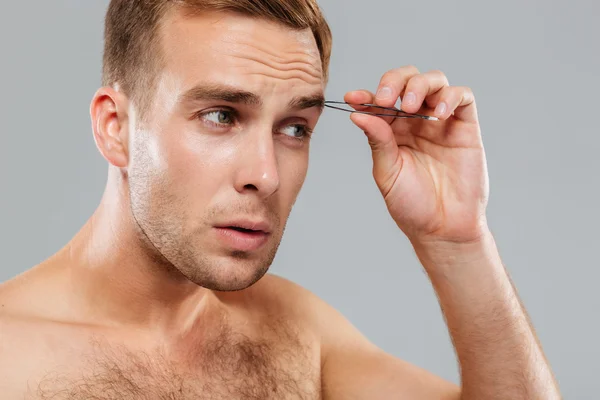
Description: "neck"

(53, 170), (215, 336)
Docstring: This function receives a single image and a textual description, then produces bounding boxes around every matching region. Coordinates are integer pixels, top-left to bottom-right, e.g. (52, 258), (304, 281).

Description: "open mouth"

(228, 226), (260, 233)
(215, 225), (270, 251)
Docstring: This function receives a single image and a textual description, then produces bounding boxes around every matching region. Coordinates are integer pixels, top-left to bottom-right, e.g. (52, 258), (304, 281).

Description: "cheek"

(159, 126), (234, 202)
(147, 120), (309, 215)
(277, 149), (309, 203)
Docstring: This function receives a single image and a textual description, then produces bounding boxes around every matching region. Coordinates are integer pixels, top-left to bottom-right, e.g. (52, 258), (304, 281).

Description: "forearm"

(412, 231), (561, 400)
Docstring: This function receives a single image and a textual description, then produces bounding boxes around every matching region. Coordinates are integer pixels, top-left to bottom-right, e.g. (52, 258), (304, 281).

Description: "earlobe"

(90, 87), (129, 168)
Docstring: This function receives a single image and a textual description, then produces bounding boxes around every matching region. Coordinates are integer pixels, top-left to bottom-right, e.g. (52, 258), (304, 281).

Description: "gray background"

(1, 0), (598, 398)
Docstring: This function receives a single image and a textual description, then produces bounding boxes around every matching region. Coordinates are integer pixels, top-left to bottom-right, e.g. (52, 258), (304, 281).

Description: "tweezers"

(323, 101), (438, 121)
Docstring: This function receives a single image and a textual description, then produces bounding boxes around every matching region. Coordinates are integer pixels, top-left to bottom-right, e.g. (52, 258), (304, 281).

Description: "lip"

(213, 227), (270, 252)
(215, 219), (272, 234)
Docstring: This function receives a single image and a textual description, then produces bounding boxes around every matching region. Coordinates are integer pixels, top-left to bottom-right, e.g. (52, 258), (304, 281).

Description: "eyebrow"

(288, 93), (325, 112)
(180, 83), (325, 112)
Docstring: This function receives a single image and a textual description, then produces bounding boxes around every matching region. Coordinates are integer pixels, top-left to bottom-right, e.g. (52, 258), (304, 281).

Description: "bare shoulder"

(257, 274), (461, 399)
(0, 272), (29, 317)
(254, 273), (369, 345)
(0, 272), (58, 397)
(0, 266), (50, 320)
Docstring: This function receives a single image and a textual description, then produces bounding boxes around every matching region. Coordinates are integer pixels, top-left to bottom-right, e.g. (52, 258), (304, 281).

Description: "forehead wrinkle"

(229, 54), (322, 86)
(236, 55), (322, 81)
(160, 13), (324, 106)
(243, 72), (322, 87)
(218, 40), (322, 82)
(208, 19), (321, 62)
(226, 38), (320, 68)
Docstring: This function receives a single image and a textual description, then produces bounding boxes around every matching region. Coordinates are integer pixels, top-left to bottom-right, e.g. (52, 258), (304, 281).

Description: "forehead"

(157, 9), (324, 96)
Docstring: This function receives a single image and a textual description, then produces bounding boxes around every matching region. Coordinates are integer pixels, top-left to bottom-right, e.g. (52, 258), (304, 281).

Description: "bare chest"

(6, 323), (322, 400)
(32, 345), (320, 399)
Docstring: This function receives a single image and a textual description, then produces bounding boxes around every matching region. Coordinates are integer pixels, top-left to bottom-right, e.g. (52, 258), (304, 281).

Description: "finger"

(344, 90), (375, 111)
(425, 86), (478, 123)
(349, 112), (401, 190)
(400, 70), (450, 114)
(451, 87), (477, 123)
(344, 90), (403, 125)
(374, 65), (421, 110)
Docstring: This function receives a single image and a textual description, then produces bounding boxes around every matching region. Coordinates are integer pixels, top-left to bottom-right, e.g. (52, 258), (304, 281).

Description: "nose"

(233, 130), (280, 198)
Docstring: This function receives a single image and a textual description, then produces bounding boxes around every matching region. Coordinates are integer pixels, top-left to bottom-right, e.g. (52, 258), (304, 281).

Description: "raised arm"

(318, 65), (560, 399)
(412, 230), (560, 399)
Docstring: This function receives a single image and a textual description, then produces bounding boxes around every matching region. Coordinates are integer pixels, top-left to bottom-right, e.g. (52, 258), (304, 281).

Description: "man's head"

(91, 0), (332, 291)
(102, 0), (332, 118)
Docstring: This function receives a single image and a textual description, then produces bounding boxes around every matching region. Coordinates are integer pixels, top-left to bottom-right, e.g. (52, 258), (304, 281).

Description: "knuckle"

(407, 74), (427, 89)
(436, 86), (454, 101)
(445, 86), (475, 104)
(450, 86), (465, 96)
(379, 70), (399, 87)
(440, 74), (450, 86)
(425, 70), (449, 86)
(428, 69), (445, 77)
(458, 86), (474, 99)
(380, 65), (420, 86)
(403, 65), (420, 74)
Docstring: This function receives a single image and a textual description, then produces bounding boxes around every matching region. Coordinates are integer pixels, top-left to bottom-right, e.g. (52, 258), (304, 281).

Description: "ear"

(90, 86), (130, 168)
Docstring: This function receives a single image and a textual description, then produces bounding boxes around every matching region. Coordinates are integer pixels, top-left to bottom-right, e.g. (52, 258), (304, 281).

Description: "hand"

(346, 66), (490, 245)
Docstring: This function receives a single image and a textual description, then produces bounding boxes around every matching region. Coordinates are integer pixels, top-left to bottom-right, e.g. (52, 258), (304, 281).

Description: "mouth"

(215, 219), (272, 234)
(213, 220), (272, 252)
(227, 226), (263, 234)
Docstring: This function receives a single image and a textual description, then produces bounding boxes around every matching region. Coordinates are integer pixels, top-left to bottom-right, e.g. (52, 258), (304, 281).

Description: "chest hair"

(29, 319), (321, 400)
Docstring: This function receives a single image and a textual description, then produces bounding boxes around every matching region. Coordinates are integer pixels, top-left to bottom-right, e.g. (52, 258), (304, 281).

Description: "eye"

(199, 109), (236, 126)
(280, 124), (313, 140)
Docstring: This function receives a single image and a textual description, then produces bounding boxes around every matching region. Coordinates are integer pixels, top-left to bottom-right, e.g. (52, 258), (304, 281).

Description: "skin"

(0, 7), (561, 400)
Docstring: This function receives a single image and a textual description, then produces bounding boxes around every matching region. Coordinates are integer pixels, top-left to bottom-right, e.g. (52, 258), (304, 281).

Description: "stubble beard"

(129, 181), (289, 291)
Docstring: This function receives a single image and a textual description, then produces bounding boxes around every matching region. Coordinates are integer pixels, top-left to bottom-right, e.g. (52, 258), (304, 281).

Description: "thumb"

(350, 112), (401, 180)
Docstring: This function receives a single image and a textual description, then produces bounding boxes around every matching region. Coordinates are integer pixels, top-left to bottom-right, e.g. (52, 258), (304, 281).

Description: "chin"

(183, 253), (273, 292)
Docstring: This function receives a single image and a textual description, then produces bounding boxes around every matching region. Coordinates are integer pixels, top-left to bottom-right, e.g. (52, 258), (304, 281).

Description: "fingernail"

(435, 102), (447, 116)
(403, 92), (416, 105)
(376, 86), (393, 99)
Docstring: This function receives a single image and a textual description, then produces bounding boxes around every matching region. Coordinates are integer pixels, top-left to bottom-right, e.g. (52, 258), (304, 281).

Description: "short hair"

(102, 0), (332, 117)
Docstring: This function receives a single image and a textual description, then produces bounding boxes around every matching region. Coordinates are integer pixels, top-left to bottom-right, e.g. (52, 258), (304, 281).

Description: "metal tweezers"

(323, 101), (438, 121)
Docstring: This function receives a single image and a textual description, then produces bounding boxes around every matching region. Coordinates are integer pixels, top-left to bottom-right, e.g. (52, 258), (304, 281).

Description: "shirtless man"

(0, 1), (561, 399)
